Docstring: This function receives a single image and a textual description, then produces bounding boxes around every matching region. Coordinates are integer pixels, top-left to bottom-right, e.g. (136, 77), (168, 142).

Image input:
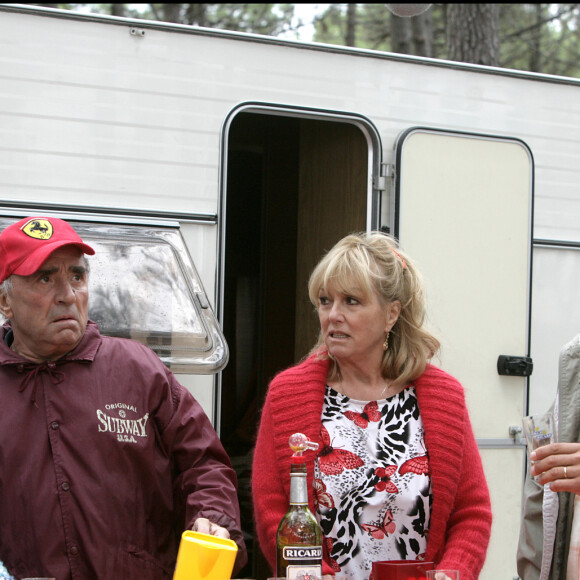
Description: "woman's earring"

(383, 331), (390, 351)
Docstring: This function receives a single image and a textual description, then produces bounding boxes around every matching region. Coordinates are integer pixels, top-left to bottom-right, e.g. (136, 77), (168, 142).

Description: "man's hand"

(192, 517), (231, 539)
(531, 442), (580, 494)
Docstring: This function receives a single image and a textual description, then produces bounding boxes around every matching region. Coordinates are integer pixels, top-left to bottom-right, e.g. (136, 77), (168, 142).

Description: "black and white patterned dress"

(314, 385), (432, 580)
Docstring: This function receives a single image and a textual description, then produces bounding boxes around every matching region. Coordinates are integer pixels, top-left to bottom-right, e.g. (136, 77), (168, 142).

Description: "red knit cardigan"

(251, 353), (492, 580)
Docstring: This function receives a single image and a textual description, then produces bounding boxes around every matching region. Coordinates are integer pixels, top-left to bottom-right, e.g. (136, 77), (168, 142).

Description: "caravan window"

(0, 218), (227, 374)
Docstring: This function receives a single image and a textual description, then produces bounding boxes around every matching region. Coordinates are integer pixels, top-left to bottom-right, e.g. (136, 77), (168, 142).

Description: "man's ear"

(0, 290), (13, 320)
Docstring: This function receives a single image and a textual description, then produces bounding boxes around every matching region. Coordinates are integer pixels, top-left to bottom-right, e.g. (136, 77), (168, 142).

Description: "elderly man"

(0, 216), (246, 579)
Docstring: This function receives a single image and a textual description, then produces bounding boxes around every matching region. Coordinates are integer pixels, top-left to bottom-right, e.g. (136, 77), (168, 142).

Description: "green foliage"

(311, 3), (580, 77)
(312, 4), (350, 46)
(312, 4), (447, 56)
(46, 3), (295, 36)
(198, 4), (295, 36)
(312, 4), (392, 50)
(498, 3), (580, 76)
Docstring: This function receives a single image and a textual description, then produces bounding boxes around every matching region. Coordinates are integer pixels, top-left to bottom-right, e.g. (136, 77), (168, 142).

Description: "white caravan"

(1, 4), (580, 579)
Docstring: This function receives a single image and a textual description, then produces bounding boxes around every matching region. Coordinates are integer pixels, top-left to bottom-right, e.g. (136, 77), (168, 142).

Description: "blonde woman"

(252, 231), (492, 580)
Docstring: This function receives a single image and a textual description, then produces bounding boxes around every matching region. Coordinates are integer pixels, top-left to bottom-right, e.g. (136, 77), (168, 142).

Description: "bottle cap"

(288, 433), (319, 458)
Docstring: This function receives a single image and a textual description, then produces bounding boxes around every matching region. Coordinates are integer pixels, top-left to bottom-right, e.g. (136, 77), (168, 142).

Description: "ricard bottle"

(276, 433), (323, 579)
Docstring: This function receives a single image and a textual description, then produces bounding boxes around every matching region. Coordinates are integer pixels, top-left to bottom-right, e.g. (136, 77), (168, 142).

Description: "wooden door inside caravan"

(219, 109), (380, 578)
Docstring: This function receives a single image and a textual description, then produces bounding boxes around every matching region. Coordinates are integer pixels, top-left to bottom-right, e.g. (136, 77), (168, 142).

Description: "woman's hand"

(192, 517), (231, 539)
(531, 442), (580, 494)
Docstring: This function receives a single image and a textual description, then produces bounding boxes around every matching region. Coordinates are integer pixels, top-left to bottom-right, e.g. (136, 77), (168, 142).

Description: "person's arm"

(433, 406), (493, 580)
(161, 375), (248, 573)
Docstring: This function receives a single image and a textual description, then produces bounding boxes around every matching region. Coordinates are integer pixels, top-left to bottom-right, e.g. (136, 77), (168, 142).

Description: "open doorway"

(219, 109), (375, 579)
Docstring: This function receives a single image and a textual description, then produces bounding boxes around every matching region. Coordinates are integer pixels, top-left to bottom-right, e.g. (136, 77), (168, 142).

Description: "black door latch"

(497, 355), (533, 377)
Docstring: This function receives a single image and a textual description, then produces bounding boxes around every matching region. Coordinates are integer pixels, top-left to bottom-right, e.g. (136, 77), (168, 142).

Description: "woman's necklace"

(340, 379), (390, 401)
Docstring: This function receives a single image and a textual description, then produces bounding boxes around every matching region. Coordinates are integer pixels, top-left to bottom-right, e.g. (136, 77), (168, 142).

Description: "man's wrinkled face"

(0, 246), (89, 362)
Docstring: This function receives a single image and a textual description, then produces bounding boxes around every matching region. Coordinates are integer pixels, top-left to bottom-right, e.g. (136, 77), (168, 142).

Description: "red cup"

(370, 560), (435, 580)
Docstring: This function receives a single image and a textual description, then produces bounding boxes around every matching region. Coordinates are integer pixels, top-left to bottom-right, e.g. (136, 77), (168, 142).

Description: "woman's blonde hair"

(308, 231), (440, 386)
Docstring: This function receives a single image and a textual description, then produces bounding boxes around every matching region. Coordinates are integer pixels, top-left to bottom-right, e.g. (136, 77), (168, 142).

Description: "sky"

(282, 3), (330, 42)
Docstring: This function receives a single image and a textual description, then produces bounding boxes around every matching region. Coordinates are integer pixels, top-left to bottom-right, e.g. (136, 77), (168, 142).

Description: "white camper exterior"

(1, 4), (580, 578)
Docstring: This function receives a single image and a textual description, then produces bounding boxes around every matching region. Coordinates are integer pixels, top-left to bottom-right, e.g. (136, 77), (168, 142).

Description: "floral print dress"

(314, 385), (432, 580)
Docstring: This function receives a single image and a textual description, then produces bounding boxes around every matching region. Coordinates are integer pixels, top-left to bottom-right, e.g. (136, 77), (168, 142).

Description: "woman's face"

(317, 283), (400, 368)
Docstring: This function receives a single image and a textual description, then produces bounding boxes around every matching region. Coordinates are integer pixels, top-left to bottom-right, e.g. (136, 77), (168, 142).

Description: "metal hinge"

(374, 163), (395, 191)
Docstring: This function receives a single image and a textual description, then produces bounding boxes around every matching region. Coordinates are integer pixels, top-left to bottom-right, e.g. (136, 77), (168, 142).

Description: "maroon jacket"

(0, 321), (246, 580)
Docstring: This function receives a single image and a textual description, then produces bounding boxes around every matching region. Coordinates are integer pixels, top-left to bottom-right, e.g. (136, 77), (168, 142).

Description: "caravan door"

(393, 128), (533, 579)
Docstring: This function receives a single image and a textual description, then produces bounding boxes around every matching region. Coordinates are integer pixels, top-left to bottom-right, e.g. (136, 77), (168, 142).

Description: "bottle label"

(286, 564), (323, 579)
(282, 546), (323, 559)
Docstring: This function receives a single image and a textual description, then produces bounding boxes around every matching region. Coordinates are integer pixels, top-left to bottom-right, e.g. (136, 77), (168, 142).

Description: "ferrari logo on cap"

(21, 219), (53, 240)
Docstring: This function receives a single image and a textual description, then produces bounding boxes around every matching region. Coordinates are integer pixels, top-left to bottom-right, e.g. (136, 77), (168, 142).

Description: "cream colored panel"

(396, 129), (533, 580)
(530, 246), (580, 415)
(479, 447), (525, 579)
(397, 129), (532, 438)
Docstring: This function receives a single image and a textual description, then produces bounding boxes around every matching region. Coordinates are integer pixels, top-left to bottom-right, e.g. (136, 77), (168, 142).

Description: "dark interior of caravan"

(220, 111), (369, 578)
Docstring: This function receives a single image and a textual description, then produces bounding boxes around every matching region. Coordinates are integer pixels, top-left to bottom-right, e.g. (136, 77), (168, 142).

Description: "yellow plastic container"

(173, 530), (238, 580)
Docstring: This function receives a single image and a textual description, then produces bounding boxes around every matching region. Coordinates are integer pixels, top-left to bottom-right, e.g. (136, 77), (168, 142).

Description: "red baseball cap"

(0, 216), (95, 284)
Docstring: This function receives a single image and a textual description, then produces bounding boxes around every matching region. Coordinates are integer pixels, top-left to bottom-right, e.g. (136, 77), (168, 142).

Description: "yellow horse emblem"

(21, 218), (53, 240)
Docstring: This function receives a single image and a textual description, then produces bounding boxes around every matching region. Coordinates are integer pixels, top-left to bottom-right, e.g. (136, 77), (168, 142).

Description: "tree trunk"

(390, 7), (433, 56)
(391, 16), (412, 54)
(346, 3), (356, 46)
(110, 4), (126, 17)
(529, 3), (544, 72)
(447, 3), (499, 66)
(160, 4), (183, 24)
(185, 3), (209, 27)
(412, 11), (433, 57)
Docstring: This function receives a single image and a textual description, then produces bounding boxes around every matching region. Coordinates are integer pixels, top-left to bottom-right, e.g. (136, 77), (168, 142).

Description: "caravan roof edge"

(2, 2), (580, 87)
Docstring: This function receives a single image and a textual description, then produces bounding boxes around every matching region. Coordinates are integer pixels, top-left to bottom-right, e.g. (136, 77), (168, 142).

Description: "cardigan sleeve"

(251, 389), (288, 573)
(433, 404), (493, 579)
(417, 366), (492, 580)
